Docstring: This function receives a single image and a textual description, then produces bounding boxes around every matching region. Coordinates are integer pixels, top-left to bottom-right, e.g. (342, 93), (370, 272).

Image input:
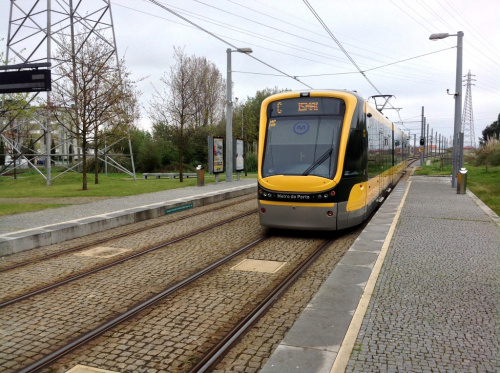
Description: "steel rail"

(15, 235), (268, 373)
(0, 210), (257, 309)
(189, 238), (336, 373)
(0, 196), (255, 273)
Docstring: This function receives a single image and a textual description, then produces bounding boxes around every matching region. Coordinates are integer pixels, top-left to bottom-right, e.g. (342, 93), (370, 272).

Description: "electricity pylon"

(461, 70), (476, 148)
(1, 0), (136, 184)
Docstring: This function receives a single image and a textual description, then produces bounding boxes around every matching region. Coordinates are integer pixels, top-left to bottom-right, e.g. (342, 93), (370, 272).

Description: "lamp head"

(429, 33), (450, 40)
(237, 47), (253, 54)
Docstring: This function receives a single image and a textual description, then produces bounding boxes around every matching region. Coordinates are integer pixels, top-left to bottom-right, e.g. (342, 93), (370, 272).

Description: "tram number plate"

(166, 203), (194, 214)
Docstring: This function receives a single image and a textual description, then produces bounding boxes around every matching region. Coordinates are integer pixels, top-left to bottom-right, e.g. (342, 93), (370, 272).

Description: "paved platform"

(0, 179), (257, 256)
(262, 175), (500, 373)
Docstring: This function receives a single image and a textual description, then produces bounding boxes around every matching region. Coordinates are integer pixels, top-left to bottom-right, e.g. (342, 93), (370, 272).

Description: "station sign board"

(0, 69), (51, 94)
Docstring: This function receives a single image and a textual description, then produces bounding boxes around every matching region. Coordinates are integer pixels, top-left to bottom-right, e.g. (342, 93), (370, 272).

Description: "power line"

(145, 0), (313, 89)
(302, 0), (382, 95)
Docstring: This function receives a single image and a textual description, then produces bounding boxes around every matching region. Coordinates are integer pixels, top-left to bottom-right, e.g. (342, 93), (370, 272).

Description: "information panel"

(213, 137), (224, 173)
(235, 138), (244, 171)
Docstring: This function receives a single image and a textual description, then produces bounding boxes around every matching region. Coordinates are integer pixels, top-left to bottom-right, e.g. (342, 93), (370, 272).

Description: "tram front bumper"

(258, 201), (337, 231)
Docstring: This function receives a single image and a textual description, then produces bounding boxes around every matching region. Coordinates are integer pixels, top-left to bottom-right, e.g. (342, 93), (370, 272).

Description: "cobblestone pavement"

(45, 229), (360, 373)
(0, 196), (256, 301)
(347, 178), (500, 373)
(0, 200), (263, 371)
(215, 227), (362, 373)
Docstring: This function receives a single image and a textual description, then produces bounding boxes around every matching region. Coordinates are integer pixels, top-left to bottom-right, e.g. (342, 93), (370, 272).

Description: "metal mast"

(461, 70), (476, 149)
(1, 0), (136, 183)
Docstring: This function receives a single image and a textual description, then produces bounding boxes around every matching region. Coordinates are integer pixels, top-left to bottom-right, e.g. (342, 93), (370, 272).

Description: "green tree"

(148, 47), (225, 181)
(481, 113), (500, 145)
(233, 87), (289, 158)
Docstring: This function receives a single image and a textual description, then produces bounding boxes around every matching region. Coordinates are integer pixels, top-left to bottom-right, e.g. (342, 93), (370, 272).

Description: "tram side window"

(343, 128), (366, 177)
(367, 117), (379, 179)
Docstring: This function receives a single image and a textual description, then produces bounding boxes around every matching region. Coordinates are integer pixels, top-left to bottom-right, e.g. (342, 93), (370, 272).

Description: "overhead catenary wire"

(120, 1), (462, 87)
(302, 0), (382, 96)
(145, 0), (314, 89)
(113, 0), (498, 135)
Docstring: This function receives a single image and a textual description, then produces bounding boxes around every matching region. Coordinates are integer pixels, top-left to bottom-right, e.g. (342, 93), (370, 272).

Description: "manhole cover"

(231, 259), (287, 273)
(75, 246), (130, 258)
(65, 365), (121, 373)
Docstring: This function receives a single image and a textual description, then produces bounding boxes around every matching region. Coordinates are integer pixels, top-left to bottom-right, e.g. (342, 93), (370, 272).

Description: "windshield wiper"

(302, 148), (333, 176)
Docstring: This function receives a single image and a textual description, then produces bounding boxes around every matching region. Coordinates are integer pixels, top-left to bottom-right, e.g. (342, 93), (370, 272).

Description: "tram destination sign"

(0, 69), (51, 94)
(269, 97), (343, 117)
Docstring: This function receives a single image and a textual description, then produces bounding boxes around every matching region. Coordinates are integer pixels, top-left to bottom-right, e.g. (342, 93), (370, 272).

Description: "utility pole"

(420, 107), (425, 166)
(426, 122), (430, 160)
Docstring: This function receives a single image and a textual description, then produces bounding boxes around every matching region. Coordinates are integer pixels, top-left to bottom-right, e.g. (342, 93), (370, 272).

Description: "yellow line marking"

(330, 181), (412, 373)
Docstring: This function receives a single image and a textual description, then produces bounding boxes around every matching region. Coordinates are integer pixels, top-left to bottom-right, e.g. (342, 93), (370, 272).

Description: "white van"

(3, 155), (29, 168)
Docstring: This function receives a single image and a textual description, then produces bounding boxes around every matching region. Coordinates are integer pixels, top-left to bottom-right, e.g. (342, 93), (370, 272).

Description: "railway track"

(0, 210), (256, 309)
(1, 201), (265, 372)
(16, 235), (269, 373)
(0, 196), (257, 304)
(1, 211), (360, 373)
(189, 238), (336, 372)
(13, 232), (347, 373)
(0, 195), (256, 273)
(1, 187), (396, 372)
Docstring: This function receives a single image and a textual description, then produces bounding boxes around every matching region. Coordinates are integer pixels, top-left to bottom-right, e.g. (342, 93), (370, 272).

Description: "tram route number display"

(269, 97), (342, 118)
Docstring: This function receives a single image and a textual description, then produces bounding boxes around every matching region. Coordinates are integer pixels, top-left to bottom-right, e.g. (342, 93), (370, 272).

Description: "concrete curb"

(0, 184), (256, 256)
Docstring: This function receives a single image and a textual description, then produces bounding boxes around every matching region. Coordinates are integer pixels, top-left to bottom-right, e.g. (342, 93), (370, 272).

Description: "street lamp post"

(429, 31), (464, 188)
(226, 47), (252, 182)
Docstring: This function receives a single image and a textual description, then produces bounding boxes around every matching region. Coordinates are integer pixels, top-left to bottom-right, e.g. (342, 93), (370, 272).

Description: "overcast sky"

(2, 0), (499, 146)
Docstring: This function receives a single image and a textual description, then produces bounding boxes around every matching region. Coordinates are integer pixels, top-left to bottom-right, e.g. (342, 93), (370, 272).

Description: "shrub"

(475, 138), (500, 169)
(246, 152), (257, 172)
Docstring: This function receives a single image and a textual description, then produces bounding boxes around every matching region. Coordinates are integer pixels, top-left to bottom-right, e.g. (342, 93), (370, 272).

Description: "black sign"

(0, 69), (51, 94)
(268, 97), (344, 118)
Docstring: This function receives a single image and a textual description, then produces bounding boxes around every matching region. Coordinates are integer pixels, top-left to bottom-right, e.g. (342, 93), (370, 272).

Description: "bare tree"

(192, 56), (225, 128)
(50, 31), (139, 190)
(148, 47), (225, 182)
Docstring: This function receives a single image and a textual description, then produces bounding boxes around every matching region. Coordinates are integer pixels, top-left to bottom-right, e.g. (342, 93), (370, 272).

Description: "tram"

(257, 90), (408, 231)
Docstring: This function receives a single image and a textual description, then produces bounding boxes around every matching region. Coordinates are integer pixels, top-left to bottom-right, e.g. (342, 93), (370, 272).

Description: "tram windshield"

(262, 115), (343, 179)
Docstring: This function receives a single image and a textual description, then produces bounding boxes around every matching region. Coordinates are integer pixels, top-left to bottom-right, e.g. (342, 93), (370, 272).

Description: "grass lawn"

(414, 160), (500, 216)
(0, 169), (257, 215)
